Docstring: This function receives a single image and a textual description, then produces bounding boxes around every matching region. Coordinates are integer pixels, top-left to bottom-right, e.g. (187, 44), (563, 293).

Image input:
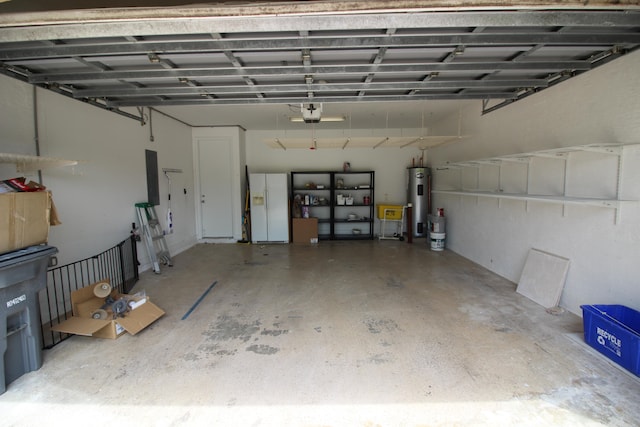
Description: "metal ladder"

(135, 202), (172, 273)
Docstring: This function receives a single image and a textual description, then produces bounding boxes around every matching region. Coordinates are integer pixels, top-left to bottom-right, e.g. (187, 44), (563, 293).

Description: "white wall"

(0, 78), (37, 178)
(428, 50), (640, 315)
(0, 74), (197, 270)
(247, 128), (425, 209)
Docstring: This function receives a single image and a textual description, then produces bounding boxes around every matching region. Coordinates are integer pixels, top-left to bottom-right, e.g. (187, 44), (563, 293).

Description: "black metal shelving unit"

(291, 171), (375, 240)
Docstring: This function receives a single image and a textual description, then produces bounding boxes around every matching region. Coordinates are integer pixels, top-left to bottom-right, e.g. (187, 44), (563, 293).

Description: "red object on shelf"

(1, 177), (45, 193)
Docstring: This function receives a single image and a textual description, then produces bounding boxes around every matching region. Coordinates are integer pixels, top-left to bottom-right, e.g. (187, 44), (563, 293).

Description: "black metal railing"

(40, 235), (139, 349)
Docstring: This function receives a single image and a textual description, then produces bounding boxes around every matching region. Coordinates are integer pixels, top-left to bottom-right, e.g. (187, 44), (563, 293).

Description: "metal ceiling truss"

(0, 9), (638, 118)
(2, 11), (639, 41)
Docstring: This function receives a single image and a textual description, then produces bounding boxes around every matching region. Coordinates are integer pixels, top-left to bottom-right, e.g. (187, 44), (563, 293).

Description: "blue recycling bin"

(581, 304), (640, 376)
(0, 245), (57, 394)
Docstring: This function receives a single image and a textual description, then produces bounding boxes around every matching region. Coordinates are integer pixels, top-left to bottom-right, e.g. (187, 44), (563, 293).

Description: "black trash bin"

(0, 245), (57, 394)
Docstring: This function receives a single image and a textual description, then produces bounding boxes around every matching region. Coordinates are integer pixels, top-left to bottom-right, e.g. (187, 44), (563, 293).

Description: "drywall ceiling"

(0, 1), (638, 132)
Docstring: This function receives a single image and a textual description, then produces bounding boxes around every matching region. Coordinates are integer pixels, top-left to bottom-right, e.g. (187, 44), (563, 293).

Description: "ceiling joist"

(1, 10), (639, 42)
(2, 32), (639, 60)
(0, 8), (637, 114)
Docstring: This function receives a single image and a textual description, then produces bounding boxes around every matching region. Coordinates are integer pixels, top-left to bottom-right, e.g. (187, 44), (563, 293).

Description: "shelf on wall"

(0, 152), (78, 173)
(438, 143), (637, 169)
(433, 142), (640, 224)
(264, 135), (467, 150)
(432, 190), (635, 208)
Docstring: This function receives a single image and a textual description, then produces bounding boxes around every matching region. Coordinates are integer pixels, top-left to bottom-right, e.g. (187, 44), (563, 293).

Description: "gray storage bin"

(0, 245), (57, 394)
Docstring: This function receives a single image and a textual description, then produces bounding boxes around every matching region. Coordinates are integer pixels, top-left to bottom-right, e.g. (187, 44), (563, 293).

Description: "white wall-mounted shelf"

(0, 152), (78, 173)
(432, 190), (634, 208)
(440, 143), (631, 168)
(433, 143), (639, 224)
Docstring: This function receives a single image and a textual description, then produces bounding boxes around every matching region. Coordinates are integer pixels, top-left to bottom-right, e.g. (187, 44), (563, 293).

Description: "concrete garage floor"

(1, 241), (639, 426)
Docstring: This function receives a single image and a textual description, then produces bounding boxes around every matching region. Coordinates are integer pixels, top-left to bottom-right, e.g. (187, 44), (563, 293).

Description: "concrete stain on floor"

(385, 276), (405, 288)
(2, 242), (639, 426)
(364, 318), (401, 334)
(203, 315), (262, 343)
(538, 380), (619, 425)
(365, 352), (395, 365)
(246, 344), (280, 355)
(189, 313), (292, 359)
(260, 327), (289, 337)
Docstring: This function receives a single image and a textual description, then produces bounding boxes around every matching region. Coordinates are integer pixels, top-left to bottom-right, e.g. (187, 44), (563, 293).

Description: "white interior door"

(197, 138), (234, 238)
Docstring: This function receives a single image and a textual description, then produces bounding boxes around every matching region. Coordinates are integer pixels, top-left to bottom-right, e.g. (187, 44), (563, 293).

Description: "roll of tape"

(93, 281), (112, 298)
(91, 309), (108, 320)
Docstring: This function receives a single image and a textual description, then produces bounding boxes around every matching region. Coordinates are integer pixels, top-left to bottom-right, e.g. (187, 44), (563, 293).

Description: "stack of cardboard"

(0, 177), (60, 254)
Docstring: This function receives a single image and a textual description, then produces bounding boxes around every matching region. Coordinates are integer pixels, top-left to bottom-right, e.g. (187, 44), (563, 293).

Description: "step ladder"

(135, 202), (172, 274)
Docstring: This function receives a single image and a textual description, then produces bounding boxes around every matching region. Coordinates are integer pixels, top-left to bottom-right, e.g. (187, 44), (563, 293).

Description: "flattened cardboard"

(49, 195), (61, 226)
(117, 302), (165, 335)
(51, 317), (111, 337)
(52, 280), (165, 339)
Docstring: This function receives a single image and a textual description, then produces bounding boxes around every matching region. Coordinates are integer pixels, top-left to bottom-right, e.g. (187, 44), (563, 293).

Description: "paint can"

(430, 232), (446, 251)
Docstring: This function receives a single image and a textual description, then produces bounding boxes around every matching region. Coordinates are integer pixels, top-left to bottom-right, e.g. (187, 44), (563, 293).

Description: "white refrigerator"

(250, 173), (289, 243)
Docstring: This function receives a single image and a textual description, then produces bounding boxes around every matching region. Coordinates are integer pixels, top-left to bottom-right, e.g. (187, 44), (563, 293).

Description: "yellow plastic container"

(376, 204), (404, 220)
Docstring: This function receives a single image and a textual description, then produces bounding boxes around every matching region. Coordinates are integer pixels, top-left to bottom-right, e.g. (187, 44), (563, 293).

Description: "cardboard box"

(0, 191), (56, 254)
(52, 280), (165, 339)
(293, 218), (318, 244)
